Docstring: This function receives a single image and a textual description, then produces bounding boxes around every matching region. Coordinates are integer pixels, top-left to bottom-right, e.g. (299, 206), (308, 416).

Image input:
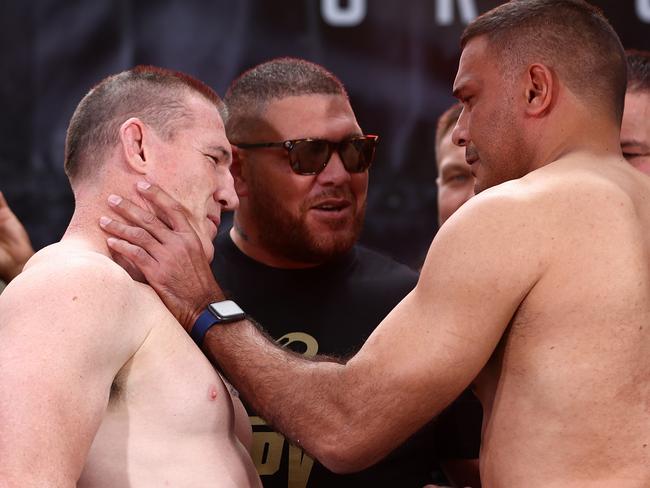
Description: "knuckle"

(133, 246), (149, 261)
(143, 212), (157, 226)
(170, 201), (184, 213)
(129, 227), (149, 243)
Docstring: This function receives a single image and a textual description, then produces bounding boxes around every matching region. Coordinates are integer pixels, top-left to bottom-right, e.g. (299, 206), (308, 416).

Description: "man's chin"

(305, 227), (359, 260)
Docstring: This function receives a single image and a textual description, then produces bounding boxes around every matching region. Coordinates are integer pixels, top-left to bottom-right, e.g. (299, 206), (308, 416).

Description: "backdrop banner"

(2, 0), (648, 268)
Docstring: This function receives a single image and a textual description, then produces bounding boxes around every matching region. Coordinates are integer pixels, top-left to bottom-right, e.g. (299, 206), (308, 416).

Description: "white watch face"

(209, 300), (245, 319)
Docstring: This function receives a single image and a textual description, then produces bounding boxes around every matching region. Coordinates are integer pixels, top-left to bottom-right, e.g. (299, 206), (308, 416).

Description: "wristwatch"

(190, 300), (246, 347)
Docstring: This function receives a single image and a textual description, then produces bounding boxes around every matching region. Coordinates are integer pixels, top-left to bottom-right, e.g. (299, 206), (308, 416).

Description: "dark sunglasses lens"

(340, 138), (376, 172)
(290, 140), (331, 174)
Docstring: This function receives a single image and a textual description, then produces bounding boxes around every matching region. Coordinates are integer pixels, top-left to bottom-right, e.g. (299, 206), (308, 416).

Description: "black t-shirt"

(212, 231), (480, 488)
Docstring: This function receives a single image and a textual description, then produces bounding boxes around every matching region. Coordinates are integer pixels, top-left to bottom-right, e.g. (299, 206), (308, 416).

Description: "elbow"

(309, 430), (383, 474)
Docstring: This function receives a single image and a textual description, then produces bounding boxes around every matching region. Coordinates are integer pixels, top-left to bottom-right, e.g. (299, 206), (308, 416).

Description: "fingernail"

(99, 216), (112, 227)
(108, 194), (122, 206)
(107, 237), (118, 246)
(137, 181), (151, 191)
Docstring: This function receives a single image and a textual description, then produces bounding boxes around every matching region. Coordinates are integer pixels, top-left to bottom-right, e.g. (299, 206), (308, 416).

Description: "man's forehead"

(261, 93), (361, 138)
(453, 37), (490, 93)
(264, 93), (354, 115)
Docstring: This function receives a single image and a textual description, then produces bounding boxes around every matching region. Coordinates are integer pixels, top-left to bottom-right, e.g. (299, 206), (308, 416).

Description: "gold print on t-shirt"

(250, 331), (319, 488)
(277, 332), (319, 358)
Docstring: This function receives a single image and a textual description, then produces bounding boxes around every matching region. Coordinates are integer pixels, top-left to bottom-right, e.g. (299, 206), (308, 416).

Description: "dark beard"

(246, 181), (365, 265)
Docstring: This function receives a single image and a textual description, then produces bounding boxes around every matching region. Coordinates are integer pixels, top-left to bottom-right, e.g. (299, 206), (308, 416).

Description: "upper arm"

(0, 259), (143, 483)
(344, 189), (546, 453)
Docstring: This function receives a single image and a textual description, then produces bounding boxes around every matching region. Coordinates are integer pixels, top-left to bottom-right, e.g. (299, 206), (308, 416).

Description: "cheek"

(350, 174), (369, 200)
(437, 186), (455, 209)
(440, 184), (473, 210)
(254, 169), (311, 215)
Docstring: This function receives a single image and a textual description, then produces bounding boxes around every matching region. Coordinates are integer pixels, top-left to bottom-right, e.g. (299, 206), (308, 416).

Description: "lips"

(207, 214), (221, 237)
(311, 198), (351, 212)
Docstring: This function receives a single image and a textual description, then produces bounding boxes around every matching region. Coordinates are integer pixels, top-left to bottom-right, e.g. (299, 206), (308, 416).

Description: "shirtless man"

(102, 2), (649, 486)
(0, 66), (260, 487)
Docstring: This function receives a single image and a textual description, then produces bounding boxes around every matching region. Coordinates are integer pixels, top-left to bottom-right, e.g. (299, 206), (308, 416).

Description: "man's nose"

(215, 170), (239, 210)
(316, 149), (352, 185)
(452, 111), (469, 147)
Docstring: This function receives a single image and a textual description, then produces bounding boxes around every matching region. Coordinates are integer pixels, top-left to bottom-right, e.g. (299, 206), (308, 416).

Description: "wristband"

(190, 300), (246, 347)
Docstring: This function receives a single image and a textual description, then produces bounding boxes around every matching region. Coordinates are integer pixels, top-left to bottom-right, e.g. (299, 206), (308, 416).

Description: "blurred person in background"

(435, 103), (475, 227)
(621, 49), (650, 175)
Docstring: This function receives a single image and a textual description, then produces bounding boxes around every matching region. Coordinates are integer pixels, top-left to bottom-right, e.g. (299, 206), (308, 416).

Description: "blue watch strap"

(190, 309), (220, 347)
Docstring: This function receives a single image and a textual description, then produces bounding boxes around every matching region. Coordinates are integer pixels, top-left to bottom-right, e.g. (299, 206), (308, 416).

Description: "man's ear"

(524, 63), (554, 117)
(119, 117), (149, 174)
(231, 146), (249, 197)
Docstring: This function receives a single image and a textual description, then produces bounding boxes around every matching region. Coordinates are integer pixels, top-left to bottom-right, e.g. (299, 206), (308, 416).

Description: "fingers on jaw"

(106, 237), (155, 267)
(136, 183), (190, 231)
(100, 217), (162, 247)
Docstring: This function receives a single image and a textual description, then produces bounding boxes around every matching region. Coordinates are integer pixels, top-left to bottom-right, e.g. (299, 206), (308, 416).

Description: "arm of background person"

(0, 191), (35, 283)
(101, 182), (543, 474)
(0, 256), (144, 485)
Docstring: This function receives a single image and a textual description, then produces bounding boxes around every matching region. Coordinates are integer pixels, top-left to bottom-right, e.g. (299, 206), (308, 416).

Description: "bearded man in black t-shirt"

(210, 57), (481, 488)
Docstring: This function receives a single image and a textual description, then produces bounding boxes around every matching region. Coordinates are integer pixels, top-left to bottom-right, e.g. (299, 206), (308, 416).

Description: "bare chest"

(108, 312), (238, 434)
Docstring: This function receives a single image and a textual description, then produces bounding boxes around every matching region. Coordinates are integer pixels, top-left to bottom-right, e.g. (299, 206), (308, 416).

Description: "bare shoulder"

(520, 156), (645, 212)
(443, 156), (641, 238)
(426, 156), (649, 284)
(420, 158), (628, 290)
(430, 174), (550, 264)
(8, 244), (133, 307)
(0, 242), (152, 347)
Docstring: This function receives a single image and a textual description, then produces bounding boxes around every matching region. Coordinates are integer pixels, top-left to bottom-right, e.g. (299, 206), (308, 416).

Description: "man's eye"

(445, 173), (470, 184)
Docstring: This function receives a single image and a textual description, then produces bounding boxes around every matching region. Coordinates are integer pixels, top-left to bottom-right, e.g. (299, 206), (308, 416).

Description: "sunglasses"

(235, 135), (379, 175)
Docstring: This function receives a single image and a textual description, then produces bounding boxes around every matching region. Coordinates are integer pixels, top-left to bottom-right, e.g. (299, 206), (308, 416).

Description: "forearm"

(202, 320), (405, 473)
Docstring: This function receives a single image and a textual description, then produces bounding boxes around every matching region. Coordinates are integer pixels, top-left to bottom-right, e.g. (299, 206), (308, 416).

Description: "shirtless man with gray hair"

(0, 66), (260, 487)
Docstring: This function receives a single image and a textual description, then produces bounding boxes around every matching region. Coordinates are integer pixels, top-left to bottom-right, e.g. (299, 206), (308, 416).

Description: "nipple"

(208, 385), (218, 401)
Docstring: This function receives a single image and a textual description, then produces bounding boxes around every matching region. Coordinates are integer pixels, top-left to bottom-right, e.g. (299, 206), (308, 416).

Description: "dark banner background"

(1, 1), (649, 268)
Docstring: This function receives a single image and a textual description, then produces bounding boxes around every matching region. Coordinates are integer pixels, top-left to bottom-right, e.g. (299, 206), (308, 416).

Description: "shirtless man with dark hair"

(0, 66), (260, 487)
(103, 2), (649, 486)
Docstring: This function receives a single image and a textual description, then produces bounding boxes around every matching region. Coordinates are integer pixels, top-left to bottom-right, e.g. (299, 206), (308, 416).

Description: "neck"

(64, 185), (147, 282)
(529, 104), (623, 172)
(229, 218), (322, 270)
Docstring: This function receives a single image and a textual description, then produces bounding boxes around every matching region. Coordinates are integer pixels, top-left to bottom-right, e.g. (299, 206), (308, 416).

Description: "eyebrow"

(452, 76), (479, 100)
(452, 78), (469, 99)
(307, 132), (364, 141)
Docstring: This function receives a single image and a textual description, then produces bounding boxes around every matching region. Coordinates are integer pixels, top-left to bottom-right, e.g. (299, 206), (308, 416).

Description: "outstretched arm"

(0, 191), (35, 283)
(102, 182), (541, 473)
